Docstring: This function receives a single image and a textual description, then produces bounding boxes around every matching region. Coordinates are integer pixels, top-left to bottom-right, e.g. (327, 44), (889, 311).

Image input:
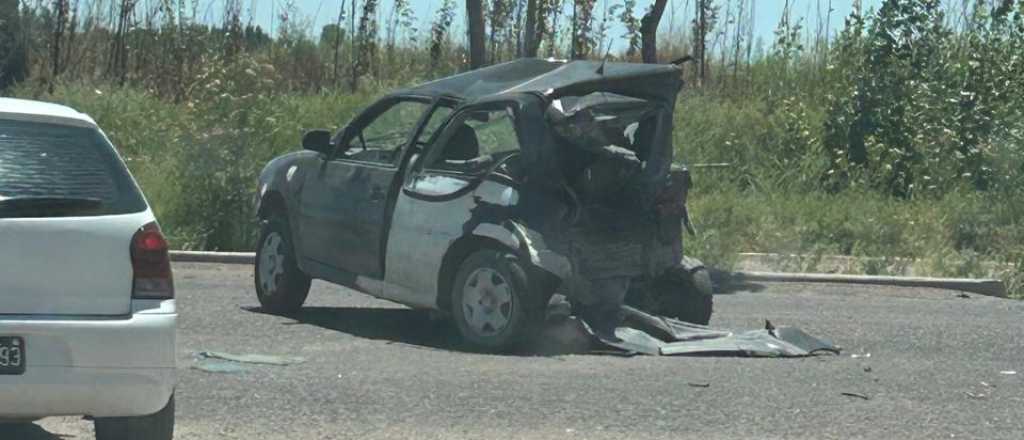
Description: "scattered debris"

(192, 359), (248, 374)
(841, 392), (871, 400)
(197, 351), (305, 366)
(687, 382), (711, 388)
(589, 306), (841, 357)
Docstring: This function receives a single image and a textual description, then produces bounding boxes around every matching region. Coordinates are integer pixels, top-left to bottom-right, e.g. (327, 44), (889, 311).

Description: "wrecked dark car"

(255, 58), (712, 351)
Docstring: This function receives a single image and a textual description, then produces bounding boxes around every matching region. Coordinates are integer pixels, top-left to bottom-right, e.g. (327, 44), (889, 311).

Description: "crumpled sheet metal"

(594, 306), (841, 357)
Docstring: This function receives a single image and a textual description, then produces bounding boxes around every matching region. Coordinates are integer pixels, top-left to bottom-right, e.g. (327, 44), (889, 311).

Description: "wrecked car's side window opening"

(424, 106), (521, 176)
(339, 100), (430, 166)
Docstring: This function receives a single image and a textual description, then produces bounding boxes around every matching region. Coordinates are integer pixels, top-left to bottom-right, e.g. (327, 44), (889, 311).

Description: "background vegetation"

(1, 0), (1021, 296)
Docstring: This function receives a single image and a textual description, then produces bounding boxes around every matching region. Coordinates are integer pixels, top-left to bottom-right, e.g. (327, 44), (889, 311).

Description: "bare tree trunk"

(696, 0), (707, 85)
(639, 0), (667, 63)
(523, 0), (539, 57)
(333, 3), (344, 87)
(732, 0), (744, 81)
(50, 0), (68, 92)
(349, 0), (357, 91)
(570, 0), (577, 59)
(545, 0), (560, 58)
(515, 0), (524, 56)
(466, 0), (486, 69)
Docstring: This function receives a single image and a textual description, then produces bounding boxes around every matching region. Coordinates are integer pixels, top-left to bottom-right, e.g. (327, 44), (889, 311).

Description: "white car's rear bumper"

(0, 300), (176, 418)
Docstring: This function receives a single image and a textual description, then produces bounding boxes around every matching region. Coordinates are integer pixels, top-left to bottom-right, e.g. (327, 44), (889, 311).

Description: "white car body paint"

(0, 98), (176, 419)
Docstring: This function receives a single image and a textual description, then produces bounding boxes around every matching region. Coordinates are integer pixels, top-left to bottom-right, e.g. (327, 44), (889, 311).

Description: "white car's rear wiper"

(0, 196), (104, 217)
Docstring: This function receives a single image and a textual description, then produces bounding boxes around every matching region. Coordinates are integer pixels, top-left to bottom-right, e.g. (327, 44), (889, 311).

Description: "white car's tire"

(94, 393), (174, 440)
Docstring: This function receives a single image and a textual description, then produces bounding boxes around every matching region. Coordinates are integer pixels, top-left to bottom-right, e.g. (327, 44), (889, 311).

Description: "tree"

(692, 0), (718, 84)
(639, 0), (667, 63)
(323, 2), (345, 86)
(429, 0), (456, 71)
(466, 0), (486, 69)
(0, 0), (28, 90)
(522, 0), (540, 57)
(571, 0), (597, 59)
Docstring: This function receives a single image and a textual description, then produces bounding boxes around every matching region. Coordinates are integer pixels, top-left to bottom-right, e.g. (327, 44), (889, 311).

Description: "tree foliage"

(823, 0), (1024, 198)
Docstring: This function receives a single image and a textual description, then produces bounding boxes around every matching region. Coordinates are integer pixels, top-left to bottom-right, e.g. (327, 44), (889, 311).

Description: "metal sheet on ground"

(593, 306), (841, 357)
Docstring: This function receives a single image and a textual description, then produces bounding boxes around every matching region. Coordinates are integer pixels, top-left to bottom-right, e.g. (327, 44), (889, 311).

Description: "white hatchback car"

(0, 98), (176, 439)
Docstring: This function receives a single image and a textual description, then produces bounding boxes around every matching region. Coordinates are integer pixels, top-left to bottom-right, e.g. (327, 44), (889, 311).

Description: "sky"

(195, 0), (883, 51)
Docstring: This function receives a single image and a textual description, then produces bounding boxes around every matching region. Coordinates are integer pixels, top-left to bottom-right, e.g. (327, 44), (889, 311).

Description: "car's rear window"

(0, 119), (147, 217)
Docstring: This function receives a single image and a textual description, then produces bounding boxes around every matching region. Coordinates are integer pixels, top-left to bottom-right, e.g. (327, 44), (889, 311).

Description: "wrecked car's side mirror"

(302, 129), (333, 155)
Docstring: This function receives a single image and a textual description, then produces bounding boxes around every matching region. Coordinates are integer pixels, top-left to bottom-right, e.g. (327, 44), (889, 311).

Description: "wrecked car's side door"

(381, 101), (527, 308)
(296, 97), (431, 280)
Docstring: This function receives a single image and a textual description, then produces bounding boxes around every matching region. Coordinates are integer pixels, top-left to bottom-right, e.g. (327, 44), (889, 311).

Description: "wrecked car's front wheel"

(451, 250), (542, 351)
(255, 218), (311, 314)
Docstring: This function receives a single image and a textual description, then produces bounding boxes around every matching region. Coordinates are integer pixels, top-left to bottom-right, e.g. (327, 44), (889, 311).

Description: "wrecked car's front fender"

(256, 151), (316, 219)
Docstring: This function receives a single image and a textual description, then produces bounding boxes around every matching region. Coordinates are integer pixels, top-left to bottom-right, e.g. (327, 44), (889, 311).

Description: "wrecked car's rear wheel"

(451, 250), (541, 351)
(654, 262), (714, 325)
(255, 218), (311, 314)
(629, 259), (714, 325)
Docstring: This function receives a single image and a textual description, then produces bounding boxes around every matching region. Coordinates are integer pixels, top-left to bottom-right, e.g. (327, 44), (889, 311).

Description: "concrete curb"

(729, 271), (1007, 298)
(169, 250), (1010, 298)
(170, 251), (255, 265)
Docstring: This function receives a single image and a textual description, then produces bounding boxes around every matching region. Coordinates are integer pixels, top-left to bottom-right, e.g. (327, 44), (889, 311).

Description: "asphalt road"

(9, 262), (1023, 439)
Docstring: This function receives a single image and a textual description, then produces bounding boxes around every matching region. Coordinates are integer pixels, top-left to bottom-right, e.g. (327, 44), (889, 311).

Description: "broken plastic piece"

(191, 359), (248, 374)
(841, 392), (870, 400)
(197, 351), (306, 366)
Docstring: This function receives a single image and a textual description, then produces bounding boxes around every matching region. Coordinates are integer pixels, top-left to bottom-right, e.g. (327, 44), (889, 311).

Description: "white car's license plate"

(0, 336), (25, 375)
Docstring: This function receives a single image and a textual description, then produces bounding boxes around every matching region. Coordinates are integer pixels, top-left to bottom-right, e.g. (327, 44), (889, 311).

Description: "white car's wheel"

(94, 393), (174, 440)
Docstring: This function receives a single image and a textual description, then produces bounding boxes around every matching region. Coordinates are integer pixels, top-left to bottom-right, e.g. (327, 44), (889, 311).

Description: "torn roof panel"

(398, 58), (683, 103)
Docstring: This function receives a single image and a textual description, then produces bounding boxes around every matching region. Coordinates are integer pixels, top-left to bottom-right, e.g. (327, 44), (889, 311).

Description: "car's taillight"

(131, 221), (174, 299)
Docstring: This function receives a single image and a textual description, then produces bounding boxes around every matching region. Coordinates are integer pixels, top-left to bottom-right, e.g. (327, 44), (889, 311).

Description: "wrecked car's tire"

(255, 217), (311, 314)
(646, 262), (714, 325)
(451, 249), (543, 352)
(94, 393), (174, 440)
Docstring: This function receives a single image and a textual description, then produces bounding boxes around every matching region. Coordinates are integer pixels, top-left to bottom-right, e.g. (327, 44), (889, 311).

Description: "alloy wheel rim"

(259, 232), (285, 295)
(461, 267), (514, 336)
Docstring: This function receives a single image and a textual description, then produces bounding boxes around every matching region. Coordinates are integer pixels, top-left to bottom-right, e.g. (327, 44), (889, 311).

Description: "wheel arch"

(436, 235), (515, 314)
(435, 233), (562, 314)
(257, 190), (288, 221)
